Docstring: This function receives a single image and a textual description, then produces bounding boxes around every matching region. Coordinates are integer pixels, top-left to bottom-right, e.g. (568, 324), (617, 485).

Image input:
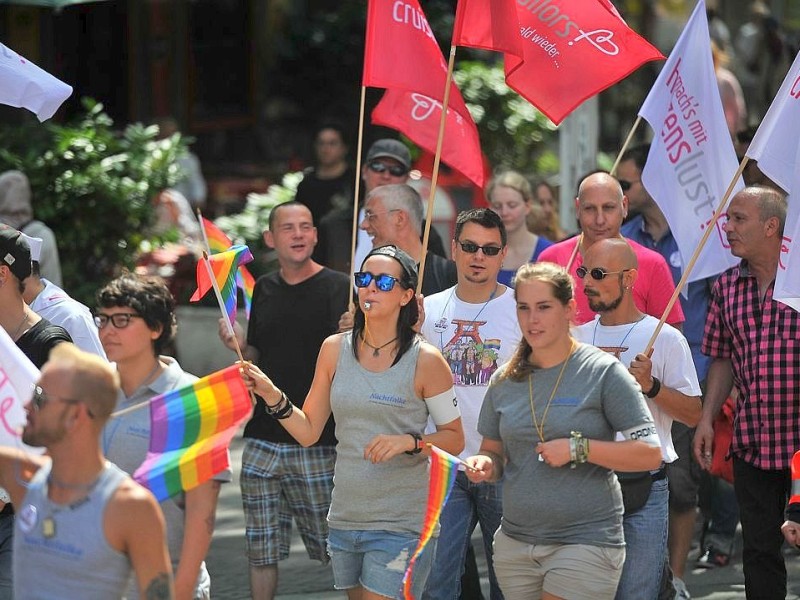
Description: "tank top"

(14, 462), (132, 599)
(328, 334), (436, 535)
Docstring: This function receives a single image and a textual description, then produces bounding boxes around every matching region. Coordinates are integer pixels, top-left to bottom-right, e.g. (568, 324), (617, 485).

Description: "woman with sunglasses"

(486, 171), (553, 287)
(242, 245), (464, 600)
(465, 262), (662, 600)
(95, 273), (225, 600)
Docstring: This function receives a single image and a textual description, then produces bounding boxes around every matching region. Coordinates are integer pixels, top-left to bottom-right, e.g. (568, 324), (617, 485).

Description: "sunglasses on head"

(456, 240), (503, 256)
(368, 161), (407, 177)
(618, 179), (639, 192)
(576, 266), (632, 280)
(354, 271), (404, 292)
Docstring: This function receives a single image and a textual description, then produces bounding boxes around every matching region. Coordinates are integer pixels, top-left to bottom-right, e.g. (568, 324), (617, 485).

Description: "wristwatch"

(405, 432), (423, 455)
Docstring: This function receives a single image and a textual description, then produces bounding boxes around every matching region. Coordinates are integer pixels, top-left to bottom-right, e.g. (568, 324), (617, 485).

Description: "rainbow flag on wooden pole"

(133, 365), (252, 502)
(402, 444), (460, 599)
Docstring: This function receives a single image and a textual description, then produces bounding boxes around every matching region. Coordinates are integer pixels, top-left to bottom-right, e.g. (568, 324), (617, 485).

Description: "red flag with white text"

(453, 0), (523, 58)
(363, 0), (484, 187)
(454, 0), (664, 124)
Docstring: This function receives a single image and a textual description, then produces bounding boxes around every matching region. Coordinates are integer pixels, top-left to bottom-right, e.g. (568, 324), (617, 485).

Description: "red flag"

(372, 89), (486, 188)
(454, 0), (664, 124)
(453, 0), (523, 57)
(363, 0), (484, 187)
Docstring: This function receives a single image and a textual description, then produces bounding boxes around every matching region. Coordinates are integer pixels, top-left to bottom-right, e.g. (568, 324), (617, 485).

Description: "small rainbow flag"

(190, 245), (254, 327)
(199, 216), (255, 319)
(133, 365), (252, 502)
(402, 445), (460, 600)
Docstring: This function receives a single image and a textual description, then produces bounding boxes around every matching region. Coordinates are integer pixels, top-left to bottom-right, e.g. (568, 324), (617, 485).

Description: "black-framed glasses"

(94, 312), (143, 329)
(368, 161), (407, 177)
(30, 385), (94, 418)
(618, 179), (640, 192)
(576, 266), (632, 280)
(354, 271), (404, 292)
(456, 240), (503, 257)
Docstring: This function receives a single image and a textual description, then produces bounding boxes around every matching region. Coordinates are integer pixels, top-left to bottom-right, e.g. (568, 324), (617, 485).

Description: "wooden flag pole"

(417, 44), (458, 295)
(565, 233), (583, 272)
(642, 156), (749, 355)
(348, 85), (369, 312)
(609, 116), (642, 177)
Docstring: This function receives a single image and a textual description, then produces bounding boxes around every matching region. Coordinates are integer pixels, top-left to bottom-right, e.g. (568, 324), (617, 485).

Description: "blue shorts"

(327, 528), (437, 599)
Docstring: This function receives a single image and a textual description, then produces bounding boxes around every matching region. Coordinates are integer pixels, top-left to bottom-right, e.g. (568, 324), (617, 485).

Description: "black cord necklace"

(361, 335), (398, 358)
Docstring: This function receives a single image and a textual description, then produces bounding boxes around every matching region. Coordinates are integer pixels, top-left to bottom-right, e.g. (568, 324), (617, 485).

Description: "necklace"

(529, 340), (576, 461)
(41, 467), (105, 539)
(10, 311), (28, 340)
(361, 335), (398, 358)
(591, 315), (646, 352)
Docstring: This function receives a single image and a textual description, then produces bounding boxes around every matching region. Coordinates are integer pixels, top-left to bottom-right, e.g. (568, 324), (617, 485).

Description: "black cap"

(363, 245), (418, 290)
(0, 224), (32, 281)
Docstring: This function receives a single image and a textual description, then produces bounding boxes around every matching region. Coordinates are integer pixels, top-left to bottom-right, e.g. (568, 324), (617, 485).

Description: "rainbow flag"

(199, 216), (255, 319)
(133, 365), (252, 502)
(402, 445), (460, 600)
(190, 245), (253, 327)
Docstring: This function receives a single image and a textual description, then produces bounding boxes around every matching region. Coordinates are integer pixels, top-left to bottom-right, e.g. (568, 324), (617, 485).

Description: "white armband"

(426, 387), (460, 425)
(621, 424), (661, 448)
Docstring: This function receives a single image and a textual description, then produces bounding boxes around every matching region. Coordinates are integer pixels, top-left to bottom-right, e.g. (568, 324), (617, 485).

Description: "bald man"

(0, 344), (174, 599)
(572, 238), (701, 600)
(537, 172), (684, 327)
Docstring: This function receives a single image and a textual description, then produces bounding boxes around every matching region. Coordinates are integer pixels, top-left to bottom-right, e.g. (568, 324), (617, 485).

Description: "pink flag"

(637, 0), (741, 283)
(745, 50), (800, 311)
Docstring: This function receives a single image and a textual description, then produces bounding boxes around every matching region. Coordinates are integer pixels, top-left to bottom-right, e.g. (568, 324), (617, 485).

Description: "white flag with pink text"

(638, 0), (741, 283)
(0, 327), (40, 452)
(746, 50), (800, 312)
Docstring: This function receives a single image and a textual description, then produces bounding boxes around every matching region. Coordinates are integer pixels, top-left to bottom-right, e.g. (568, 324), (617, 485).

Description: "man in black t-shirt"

(218, 202), (349, 600)
(0, 224), (71, 598)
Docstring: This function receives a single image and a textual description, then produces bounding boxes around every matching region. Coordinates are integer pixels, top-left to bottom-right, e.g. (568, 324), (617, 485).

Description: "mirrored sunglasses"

(353, 271), (403, 292)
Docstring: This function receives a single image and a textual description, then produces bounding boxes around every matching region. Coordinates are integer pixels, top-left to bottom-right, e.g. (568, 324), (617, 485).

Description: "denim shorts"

(327, 528), (437, 599)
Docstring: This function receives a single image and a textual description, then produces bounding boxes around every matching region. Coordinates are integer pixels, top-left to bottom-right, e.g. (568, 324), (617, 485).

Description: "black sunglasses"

(354, 271), (404, 292)
(368, 161), (407, 177)
(576, 266), (632, 280)
(456, 240), (503, 257)
(94, 312), (143, 329)
(618, 179), (639, 192)
(31, 385), (94, 418)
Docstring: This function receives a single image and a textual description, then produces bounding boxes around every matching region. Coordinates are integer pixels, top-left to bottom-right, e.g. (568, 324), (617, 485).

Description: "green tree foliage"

(0, 99), (187, 304)
(454, 60), (559, 176)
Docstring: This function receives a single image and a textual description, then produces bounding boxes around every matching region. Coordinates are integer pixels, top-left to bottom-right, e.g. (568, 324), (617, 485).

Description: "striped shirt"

(702, 262), (800, 470)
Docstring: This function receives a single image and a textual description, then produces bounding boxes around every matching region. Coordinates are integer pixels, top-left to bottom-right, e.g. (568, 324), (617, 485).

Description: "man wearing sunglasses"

(420, 208), (520, 600)
(573, 238), (701, 600)
(315, 138), (447, 274)
(218, 201), (350, 600)
(537, 172), (684, 328)
(0, 343), (174, 598)
(617, 144), (724, 593)
(360, 183), (456, 297)
(0, 225), (72, 597)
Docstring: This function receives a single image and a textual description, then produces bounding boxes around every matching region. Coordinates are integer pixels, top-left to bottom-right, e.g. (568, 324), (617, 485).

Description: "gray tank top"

(328, 334), (436, 535)
(14, 462), (132, 599)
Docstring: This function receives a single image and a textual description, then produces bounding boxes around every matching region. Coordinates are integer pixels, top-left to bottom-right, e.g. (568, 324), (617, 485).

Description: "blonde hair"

(486, 170), (533, 204)
(504, 262), (574, 382)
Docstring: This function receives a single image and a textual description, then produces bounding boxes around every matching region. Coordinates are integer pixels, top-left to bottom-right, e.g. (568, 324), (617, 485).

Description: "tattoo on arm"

(145, 573), (173, 599)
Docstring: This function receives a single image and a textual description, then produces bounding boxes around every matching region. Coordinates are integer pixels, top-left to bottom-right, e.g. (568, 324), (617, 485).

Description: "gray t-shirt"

(478, 343), (655, 548)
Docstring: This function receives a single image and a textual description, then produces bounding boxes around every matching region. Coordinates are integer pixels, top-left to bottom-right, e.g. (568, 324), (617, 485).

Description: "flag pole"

(566, 233), (583, 271)
(348, 85), (368, 311)
(642, 156), (749, 355)
(417, 44), (458, 295)
(609, 116), (642, 177)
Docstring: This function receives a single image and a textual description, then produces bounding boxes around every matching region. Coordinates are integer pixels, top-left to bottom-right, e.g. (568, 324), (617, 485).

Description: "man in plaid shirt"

(693, 185), (799, 599)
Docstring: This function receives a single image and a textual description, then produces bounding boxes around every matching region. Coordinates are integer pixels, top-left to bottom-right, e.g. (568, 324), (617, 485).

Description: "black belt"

(651, 466), (667, 481)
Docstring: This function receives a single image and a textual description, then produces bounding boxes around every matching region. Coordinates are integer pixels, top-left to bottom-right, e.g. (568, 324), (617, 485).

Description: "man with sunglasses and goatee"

(420, 208), (520, 600)
(573, 237), (701, 600)
(537, 172), (684, 327)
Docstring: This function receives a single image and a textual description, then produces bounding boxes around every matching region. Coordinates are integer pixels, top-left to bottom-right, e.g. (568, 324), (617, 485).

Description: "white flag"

(0, 43), (72, 122)
(746, 50), (800, 312)
(0, 327), (41, 452)
(638, 0), (741, 283)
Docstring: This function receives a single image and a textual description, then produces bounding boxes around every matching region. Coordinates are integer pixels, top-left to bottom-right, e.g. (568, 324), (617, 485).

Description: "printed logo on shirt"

(369, 392), (408, 408)
(440, 319), (501, 387)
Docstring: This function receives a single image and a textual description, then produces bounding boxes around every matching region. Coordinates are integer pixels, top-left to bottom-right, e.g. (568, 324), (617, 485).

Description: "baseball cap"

(363, 244), (418, 290)
(0, 224), (32, 281)
(366, 139), (411, 171)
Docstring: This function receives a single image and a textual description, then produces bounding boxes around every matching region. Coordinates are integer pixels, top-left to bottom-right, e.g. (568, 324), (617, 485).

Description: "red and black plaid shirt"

(702, 262), (800, 470)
